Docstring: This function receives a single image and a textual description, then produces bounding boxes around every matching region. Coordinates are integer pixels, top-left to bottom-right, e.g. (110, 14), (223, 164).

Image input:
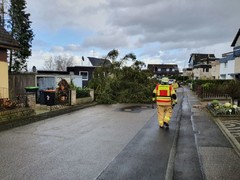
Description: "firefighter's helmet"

(161, 77), (169, 83)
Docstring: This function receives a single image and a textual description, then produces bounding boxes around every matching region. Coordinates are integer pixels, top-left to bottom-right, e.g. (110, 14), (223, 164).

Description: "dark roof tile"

(88, 57), (111, 67)
(231, 28), (240, 47)
(0, 26), (19, 49)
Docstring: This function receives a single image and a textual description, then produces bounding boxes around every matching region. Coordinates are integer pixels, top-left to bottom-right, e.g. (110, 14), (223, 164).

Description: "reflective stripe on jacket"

(153, 84), (175, 105)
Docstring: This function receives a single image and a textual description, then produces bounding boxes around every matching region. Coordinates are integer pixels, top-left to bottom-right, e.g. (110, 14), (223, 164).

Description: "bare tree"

(43, 56), (54, 70)
(43, 55), (74, 71)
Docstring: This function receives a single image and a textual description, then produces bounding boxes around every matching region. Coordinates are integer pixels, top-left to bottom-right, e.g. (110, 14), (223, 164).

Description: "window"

(166, 68), (169, 72)
(79, 71), (88, 80)
(157, 68), (161, 71)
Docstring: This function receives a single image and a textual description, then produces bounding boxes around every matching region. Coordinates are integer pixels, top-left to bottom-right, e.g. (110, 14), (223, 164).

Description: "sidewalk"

(185, 87), (240, 179)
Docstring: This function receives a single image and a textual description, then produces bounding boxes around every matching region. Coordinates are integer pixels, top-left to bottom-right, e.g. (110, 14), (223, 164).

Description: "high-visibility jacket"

(152, 84), (176, 105)
(172, 82), (179, 90)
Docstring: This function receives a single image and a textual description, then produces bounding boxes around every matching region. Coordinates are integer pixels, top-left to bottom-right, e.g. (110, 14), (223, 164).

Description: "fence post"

(26, 93), (36, 109)
(90, 89), (94, 101)
(70, 90), (76, 105)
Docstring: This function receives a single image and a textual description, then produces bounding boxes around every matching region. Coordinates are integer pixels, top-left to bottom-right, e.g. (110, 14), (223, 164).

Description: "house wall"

(219, 60), (235, 79)
(211, 61), (220, 79)
(0, 61), (9, 98)
(0, 49), (8, 98)
(193, 68), (212, 80)
(215, 63), (220, 79)
(193, 68), (200, 79)
(234, 57), (240, 73)
(182, 70), (192, 77)
(203, 69), (212, 79)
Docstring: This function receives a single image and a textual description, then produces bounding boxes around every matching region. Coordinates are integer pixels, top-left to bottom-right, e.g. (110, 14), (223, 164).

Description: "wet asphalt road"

(96, 109), (178, 180)
(0, 99), (181, 180)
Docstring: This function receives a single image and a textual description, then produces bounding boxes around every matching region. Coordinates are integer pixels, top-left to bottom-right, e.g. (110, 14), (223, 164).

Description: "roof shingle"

(88, 57), (111, 67)
(0, 26), (19, 49)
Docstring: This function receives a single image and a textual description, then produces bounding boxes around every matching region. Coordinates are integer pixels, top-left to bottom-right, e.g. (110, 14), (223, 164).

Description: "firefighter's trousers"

(156, 105), (172, 127)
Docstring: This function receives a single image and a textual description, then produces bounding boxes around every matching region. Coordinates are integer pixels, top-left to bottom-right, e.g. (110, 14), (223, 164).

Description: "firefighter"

(172, 80), (179, 91)
(172, 80), (179, 106)
(152, 77), (177, 128)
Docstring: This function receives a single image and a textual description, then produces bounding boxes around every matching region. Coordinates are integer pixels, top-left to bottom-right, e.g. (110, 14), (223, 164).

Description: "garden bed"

(207, 100), (240, 117)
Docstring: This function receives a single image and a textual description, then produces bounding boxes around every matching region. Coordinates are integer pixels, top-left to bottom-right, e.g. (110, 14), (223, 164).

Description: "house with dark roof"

(147, 64), (179, 78)
(67, 57), (112, 87)
(219, 28), (240, 80)
(0, 26), (19, 99)
(188, 53), (219, 79)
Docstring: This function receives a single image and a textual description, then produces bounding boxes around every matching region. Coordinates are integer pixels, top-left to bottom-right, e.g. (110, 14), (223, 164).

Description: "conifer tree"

(8, 0), (34, 72)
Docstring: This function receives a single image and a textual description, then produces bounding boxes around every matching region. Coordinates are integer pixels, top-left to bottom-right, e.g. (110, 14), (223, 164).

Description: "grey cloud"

(107, 0), (159, 7)
(106, 0), (240, 50)
(64, 44), (83, 52)
(82, 31), (129, 49)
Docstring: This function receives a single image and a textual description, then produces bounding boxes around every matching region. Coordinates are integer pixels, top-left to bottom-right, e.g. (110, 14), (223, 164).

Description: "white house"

(219, 28), (240, 80)
(219, 52), (235, 79)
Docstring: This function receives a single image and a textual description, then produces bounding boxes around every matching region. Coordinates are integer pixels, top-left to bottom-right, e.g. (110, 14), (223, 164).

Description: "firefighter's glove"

(171, 94), (177, 100)
(152, 93), (156, 102)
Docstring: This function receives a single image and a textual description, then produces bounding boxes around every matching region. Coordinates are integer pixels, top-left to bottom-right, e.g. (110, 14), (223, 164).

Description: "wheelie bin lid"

(25, 86), (39, 90)
(44, 90), (56, 92)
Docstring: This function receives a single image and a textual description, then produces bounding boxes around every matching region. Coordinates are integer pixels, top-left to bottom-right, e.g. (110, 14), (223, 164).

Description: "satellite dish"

(32, 66), (37, 72)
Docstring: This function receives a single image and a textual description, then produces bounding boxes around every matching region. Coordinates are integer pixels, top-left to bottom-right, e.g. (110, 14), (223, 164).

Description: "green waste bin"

(25, 86), (39, 102)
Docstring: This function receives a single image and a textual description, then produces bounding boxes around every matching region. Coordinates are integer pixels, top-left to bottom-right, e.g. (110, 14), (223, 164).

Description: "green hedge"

(76, 87), (90, 98)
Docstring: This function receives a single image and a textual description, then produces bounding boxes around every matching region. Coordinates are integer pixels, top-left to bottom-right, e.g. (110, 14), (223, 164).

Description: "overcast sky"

(25, 0), (240, 71)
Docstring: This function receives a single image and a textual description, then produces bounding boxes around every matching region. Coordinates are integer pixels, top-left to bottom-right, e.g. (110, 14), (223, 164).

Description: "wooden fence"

(195, 85), (231, 102)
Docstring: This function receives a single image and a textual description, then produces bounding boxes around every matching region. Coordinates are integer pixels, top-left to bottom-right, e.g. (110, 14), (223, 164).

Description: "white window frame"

(79, 71), (88, 80)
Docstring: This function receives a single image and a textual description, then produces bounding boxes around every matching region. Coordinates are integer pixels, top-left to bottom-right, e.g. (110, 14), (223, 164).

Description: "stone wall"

(76, 97), (93, 104)
(0, 108), (35, 122)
